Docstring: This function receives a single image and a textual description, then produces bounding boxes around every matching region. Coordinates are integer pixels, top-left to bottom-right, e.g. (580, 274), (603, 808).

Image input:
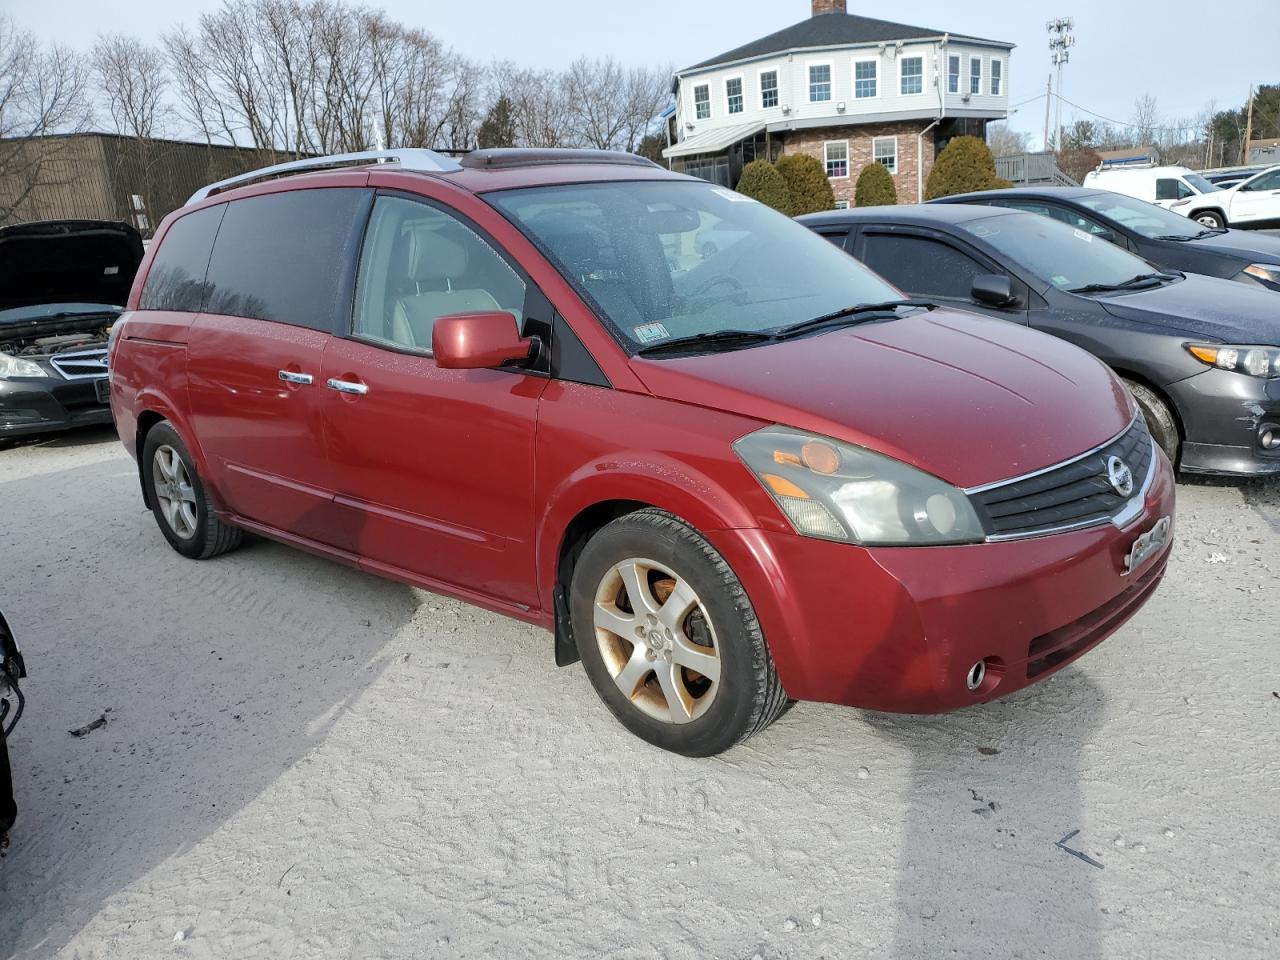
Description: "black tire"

(141, 421), (242, 559)
(1192, 209), (1225, 229)
(1124, 379), (1179, 467)
(570, 508), (787, 756)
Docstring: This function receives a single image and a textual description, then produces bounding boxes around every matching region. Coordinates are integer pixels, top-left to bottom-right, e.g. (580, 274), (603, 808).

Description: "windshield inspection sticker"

(712, 188), (756, 203)
(1073, 228), (1094, 242)
(633, 322), (670, 344)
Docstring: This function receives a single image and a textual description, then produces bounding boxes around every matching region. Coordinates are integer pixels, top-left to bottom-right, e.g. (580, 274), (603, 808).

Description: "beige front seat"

(390, 233), (506, 349)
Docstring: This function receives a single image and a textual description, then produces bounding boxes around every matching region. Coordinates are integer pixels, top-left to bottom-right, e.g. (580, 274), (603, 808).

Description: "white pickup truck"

(1083, 164), (1280, 230)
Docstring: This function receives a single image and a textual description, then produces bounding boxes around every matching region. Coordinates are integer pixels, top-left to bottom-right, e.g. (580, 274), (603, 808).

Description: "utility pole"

(1043, 74), (1053, 152)
(1047, 17), (1075, 153)
(1242, 86), (1255, 165)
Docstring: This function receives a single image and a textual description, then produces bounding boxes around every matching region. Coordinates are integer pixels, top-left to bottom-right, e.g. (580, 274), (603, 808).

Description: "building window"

(854, 60), (877, 99)
(824, 140), (849, 179)
(900, 57), (923, 95)
(809, 64), (832, 102)
(834, 200), (850, 210)
(873, 136), (897, 175)
(969, 57), (982, 95)
(948, 55), (960, 94)
(726, 77), (743, 115)
(991, 59), (1003, 96)
(760, 70), (778, 108)
(694, 84), (710, 120)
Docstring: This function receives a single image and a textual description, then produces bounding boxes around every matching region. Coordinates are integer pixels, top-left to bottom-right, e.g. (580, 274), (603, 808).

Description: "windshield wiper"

(1154, 228), (1227, 241)
(774, 299), (937, 340)
(1069, 273), (1176, 294)
(634, 329), (778, 357)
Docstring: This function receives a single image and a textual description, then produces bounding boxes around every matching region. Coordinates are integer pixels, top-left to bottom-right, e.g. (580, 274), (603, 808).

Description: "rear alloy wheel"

(1193, 210), (1225, 229)
(142, 421), (242, 559)
(570, 508), (787, 756)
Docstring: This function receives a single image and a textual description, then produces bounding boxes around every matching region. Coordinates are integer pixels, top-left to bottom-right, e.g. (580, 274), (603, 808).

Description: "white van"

(1082, 165), (1227, 224)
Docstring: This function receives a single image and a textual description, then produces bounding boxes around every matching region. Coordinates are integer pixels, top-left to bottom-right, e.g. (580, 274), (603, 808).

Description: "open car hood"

(0, 220), (144, 313)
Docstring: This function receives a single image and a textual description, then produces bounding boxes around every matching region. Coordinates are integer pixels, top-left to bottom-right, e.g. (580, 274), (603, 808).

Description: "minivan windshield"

(1076, 191), (1208, 239)
(488, 180), (902, 351)
(962, 211), (1165, 292)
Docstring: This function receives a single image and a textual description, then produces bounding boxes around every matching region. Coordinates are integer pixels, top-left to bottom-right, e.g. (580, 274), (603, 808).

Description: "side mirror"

(971, 274), (1018, 308)
(1095, 228), (1117, 244)
(432, 312), (535, 370)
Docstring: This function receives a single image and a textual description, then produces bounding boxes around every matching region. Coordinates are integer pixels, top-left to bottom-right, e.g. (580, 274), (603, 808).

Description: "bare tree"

(93, 34), (169, 138)
(1130, 94), (1159, 147)
(0, 15), (93, 222)
(986, 122), (1030, 158)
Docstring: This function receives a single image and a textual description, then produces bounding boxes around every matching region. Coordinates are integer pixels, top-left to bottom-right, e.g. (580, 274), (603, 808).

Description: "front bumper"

(0, 376), (111, 437)
(710, 450), (1176, 713)
(1169, 369), (1280, 476)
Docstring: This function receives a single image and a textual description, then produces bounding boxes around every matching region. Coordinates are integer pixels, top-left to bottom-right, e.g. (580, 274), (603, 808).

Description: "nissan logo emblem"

(1106, 456), (1134, 497)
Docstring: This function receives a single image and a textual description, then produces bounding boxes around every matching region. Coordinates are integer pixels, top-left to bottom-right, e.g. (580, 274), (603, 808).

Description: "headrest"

(407, 230), (467, 282)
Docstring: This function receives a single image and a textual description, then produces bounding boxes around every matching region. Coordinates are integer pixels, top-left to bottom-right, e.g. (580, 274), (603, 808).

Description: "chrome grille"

(967, 417), (1156, 540)
(49, 348), (110, 381)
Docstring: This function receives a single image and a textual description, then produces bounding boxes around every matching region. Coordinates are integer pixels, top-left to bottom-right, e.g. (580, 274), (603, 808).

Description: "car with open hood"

(0, 219), (143, 443)
(109, 149), (1174, 755)
(802, 203), (1280, 478)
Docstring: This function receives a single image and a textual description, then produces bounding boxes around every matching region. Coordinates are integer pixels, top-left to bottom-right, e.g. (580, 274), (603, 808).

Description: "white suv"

(1083, 163), (1280, 230)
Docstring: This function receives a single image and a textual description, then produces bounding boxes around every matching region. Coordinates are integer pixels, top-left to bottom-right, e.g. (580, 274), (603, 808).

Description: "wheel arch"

(1112, 366), (1185, 460)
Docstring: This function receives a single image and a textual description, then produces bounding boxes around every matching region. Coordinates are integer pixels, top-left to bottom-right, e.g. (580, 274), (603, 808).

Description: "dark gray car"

(932, 187), (1280, 292)
(799, 204), (1280, 477)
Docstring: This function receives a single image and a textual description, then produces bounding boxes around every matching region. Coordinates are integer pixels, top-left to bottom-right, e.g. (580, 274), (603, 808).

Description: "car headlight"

(0, 352), (46, 379)
(1239, 263), (1280, 287)
(1186, 343), (1280, 379)
(734, 426), (985, 546)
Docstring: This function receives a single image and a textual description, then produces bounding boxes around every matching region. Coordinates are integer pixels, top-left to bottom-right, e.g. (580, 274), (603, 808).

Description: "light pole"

(1047, 17), (1074, 151)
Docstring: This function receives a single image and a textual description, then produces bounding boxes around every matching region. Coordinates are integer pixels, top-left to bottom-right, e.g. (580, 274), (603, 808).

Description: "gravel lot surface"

(1, 426), (1277, 960)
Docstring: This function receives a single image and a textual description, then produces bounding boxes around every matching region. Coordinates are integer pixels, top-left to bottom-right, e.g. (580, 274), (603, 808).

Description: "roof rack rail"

(186, 148), (462, 204)
(459, 148), (660, 171)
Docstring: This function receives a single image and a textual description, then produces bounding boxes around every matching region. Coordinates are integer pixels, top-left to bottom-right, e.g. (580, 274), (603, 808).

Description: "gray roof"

(683, 13), (1012, 73)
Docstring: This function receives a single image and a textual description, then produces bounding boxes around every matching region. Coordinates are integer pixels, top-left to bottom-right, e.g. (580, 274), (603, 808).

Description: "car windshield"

(1184, 173), (1221, 193)
(488, 180), (901, 350)
(1076, 192), (1205, 239)
(961, 211), (1161, 291)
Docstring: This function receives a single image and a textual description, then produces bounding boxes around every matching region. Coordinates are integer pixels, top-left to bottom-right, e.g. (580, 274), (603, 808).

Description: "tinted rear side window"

(203, 188), (367, 331)
(139, 204), (225, 312)
(861, 233), (984, 300)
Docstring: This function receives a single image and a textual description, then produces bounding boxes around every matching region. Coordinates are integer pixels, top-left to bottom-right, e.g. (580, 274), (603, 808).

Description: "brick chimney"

(812, 0), (847, 14)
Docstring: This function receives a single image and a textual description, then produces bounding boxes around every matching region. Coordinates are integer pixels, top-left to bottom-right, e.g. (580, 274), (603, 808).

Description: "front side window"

(726, 77), (743, 115)
(825, 141), (849, 179)
(969, 57), (982, 95)
(874, 137), (898, 175)
(962, 211), (1159, 290)
(1245, 169), (1280, 191)
(353, 196), (525, 352)
(901, 57), (923, 95)
(203, 188), (366, 331)
(948, 55), (960, 94)
(488, 180), (901, 351)
(810, 64), (832, 102)
(694, 84), (710, 120)
(854, 60), (877, 99)
(760, 70), (778, 108)
(862, 234), (986, 300)
(991, 59), (1003, 96)
(139, 204), (224, 312)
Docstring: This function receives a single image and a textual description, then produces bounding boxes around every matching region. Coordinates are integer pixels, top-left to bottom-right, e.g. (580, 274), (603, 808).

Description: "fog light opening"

(966, 660), (986, 691)
(1260, 426), (1280, 451)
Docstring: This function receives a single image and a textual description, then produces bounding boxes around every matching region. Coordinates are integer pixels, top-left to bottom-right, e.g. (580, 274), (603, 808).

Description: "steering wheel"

(681, 274), (747, 314)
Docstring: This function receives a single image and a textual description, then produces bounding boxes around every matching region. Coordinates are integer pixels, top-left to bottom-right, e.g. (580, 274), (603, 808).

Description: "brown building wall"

(783, 120), (936, 205)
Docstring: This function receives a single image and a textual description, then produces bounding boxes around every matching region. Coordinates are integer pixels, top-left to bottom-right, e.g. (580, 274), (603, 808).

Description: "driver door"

(1228, 169), (1280, 225)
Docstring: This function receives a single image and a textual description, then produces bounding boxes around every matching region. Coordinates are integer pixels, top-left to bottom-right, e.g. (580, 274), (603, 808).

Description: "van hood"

(1095, 272), (1280, 344)
(0, 220), (144, 313)
(629, 308), (1132, 489)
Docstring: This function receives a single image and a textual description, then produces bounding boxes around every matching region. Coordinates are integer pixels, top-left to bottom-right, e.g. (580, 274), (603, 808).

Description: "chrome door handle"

(326, 378), (368, 395)
(278, 370), (314, 385)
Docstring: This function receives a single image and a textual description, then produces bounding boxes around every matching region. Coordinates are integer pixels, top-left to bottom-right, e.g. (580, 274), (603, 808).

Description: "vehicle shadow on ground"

(0, 455), (420, 958)
(861, 667), (1106, 960)
(0, 424), (120, 453)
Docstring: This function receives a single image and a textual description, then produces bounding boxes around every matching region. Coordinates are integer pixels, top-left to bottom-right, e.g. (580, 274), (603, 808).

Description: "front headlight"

(1241, 264), (1280, 286)
(1186, 343), (1280, 379)
(734, 426), (985, 546)
(0, 352), (46, 378)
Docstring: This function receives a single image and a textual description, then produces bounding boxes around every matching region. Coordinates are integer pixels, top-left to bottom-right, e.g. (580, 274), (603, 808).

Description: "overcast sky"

(9, 0), (1276, 148)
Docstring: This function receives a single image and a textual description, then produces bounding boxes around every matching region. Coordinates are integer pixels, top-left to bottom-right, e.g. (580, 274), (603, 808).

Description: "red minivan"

(109, 148), (1175, 755)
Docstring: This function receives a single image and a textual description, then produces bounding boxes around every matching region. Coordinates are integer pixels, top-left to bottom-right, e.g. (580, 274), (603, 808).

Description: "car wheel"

(570, 508), (787, 756)
(1193, 210), (1225, 229)
(1123, 379), (1179, 467)
(142, 421), (242, 559)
